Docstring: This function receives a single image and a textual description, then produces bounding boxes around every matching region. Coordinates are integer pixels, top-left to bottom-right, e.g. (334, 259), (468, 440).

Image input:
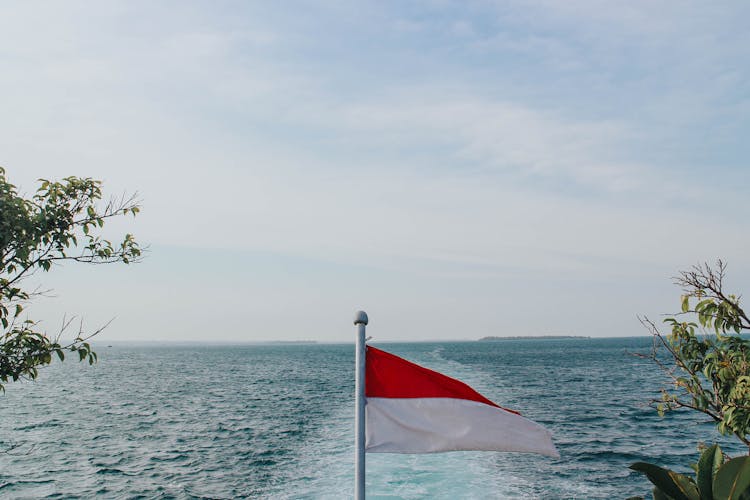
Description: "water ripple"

(0, 340), (743, 498)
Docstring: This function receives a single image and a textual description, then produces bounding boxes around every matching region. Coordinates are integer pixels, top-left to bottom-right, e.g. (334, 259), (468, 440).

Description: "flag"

(364, 346), (559, 457)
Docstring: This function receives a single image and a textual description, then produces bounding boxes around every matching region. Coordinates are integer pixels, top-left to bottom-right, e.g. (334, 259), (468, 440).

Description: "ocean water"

(0, 338), (743, 499)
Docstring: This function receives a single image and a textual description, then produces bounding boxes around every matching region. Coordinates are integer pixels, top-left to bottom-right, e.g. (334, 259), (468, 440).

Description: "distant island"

(266, 340), (318, 344)
(478, 335), (590, 341)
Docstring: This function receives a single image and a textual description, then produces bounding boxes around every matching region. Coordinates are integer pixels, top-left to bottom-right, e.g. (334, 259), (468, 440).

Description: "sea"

(0, 337), (743, 499)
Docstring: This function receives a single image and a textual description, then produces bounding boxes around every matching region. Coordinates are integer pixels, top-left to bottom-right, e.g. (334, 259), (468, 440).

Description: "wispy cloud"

(339, 95), (639, 190)
(1, 1), (748, 339)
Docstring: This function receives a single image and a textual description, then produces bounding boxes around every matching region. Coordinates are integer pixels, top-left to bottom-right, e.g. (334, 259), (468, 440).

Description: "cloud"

(1, 1), (749, 340)
(339, 95), (638, 189)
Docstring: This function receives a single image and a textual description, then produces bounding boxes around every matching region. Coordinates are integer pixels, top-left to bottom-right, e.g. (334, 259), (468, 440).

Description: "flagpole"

(354, 310), (368, 500)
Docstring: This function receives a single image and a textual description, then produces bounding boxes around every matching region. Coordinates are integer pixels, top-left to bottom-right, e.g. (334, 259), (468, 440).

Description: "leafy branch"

(638, 261), (750, 451)
(0, 167), (143, 391)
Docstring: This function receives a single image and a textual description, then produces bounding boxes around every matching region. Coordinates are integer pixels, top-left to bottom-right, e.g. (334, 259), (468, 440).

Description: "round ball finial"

(354, 310), (369, 325)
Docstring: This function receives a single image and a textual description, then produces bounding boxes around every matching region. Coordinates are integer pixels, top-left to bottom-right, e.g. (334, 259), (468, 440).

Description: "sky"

(1, 1), (748, 342)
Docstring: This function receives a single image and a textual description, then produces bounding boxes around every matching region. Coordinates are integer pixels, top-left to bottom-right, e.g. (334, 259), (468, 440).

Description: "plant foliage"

(0, 167), (141, 391)
(629, 444), (750, 500)
(639, 261), (750, 448)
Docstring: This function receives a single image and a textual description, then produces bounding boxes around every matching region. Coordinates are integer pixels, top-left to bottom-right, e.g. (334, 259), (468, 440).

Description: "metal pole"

(354, 310), (368, 500)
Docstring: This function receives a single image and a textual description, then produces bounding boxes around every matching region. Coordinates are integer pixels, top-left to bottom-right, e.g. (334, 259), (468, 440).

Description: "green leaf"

(714, 456), (750, 500)
(682, 295), (691, 313)
(697, 444), (723, 499)
(630, 462), (700, 500)
(653, 488), (673, 500)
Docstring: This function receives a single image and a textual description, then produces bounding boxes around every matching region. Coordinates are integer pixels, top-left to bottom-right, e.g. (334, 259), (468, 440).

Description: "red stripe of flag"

(365, 346), (520, 415)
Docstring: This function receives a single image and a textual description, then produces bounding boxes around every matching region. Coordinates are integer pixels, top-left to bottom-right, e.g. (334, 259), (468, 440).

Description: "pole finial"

(354, 310), (369, 325)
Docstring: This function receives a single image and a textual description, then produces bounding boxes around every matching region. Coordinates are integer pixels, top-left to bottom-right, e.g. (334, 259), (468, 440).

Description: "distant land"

(266, 340), (318, 344)
(478, 335), (590, 341)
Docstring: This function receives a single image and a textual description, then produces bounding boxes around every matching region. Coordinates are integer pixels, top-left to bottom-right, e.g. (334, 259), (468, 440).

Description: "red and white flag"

(364, 346), (559, 457)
